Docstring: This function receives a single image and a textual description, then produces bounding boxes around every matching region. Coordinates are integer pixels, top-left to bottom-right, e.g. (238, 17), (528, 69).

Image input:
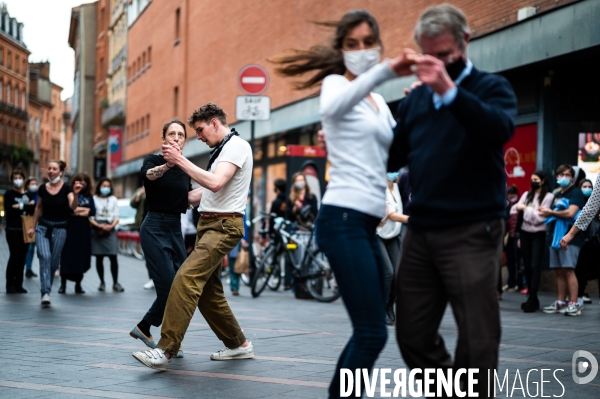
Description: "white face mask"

(49, 174), (62, 184)
(295, 182), (306, 190)
(29, 184), (39, 193)
(13, 179), (23, 188)
(342, 47), (381, 76)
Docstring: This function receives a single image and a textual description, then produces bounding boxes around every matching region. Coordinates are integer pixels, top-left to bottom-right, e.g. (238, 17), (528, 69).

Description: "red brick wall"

(124, 0), (577, 162)
(95, 0), (110, 149)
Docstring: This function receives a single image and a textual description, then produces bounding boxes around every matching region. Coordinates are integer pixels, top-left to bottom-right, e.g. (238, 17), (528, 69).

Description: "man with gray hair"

(388, 4), (517, 396)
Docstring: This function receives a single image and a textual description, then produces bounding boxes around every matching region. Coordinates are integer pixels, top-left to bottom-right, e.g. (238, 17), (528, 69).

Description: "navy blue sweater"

(388, 67), (517, 228)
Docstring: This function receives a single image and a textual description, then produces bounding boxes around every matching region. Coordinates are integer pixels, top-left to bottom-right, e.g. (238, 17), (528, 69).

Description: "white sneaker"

(132, 348), (171, 371)
(577, 298), (585, 309)
(210, 342), (254, 360)
(543, 301), (567, 314)
(41, 293), (51, 306)
(565, 302), (582, 317)
(143, 280), (155, 290)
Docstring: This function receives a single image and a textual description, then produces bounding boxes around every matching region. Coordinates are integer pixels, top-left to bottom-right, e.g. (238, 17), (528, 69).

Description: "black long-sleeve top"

(388, 67), (517, 228)
(3, 189), (36, 229)
(141, 154), (192, 215)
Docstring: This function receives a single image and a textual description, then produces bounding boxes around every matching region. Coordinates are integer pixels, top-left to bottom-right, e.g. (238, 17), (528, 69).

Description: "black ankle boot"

(75, 283), (85, 294)
(522, 296), (539, 313)
(58, 284), (66, 294)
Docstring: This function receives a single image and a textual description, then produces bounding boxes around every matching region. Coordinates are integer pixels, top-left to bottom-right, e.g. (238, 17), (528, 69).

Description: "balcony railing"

(0, 101), (28, 120)
(101, 101), (125, 126)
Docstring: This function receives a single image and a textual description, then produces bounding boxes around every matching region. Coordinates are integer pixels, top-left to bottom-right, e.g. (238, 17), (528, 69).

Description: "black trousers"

(520, 231), (546, 298)
(5, 229), (30, 290)
(396, 219), (503, 398)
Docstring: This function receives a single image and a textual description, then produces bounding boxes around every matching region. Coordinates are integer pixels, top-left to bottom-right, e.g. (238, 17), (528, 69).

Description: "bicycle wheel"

(267, 256), (284, 291)
(305, 250), (340, 303)
(250, 246), (277, 297)
(241, 272), (251, 286)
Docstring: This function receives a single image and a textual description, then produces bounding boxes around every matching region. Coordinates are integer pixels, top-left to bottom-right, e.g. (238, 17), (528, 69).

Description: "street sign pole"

(236, 65), (270, 275)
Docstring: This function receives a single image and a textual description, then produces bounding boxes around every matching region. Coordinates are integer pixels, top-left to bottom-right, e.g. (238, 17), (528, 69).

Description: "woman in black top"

(28, 160), (83, 306)
(59, 172), (96, 294)
(4, 169), (35, 293)
(130, 119), (202, 356)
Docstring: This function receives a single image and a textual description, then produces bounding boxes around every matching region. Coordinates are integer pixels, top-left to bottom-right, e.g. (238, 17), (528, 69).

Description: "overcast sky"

(6, 0), (88, 100)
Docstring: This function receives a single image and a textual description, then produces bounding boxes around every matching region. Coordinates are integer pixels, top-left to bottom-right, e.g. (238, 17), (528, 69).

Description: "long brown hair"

(270, 10), (382, 90)
(70, 172), (92, 197)
(290, 172), (312, 203)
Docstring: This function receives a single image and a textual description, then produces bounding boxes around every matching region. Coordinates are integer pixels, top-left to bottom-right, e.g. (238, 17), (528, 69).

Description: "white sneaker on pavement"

(143, 280), (155, 290)
(565, 302), (582, 317)
(41, 293), (51, 307)
(132, 348), (171, 371)
(210, 342), (254, 360)
(543, 300), (567, 314)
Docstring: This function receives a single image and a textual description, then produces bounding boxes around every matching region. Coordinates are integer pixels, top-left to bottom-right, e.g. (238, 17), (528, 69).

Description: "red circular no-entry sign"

(238, 64), (270, 95)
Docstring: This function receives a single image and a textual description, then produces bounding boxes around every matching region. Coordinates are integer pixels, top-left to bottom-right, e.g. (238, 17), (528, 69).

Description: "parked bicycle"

(250, 214), (339, 302)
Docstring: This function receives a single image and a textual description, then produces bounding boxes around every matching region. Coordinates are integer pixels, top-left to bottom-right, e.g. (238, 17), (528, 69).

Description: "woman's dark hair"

(48, 160), (67, 172)
(506, 185), (518, 196)
(95, 177), (113, 196)
(162, 119), (187, 140)
(525, 170), (550, 206)
(274, 178), (286, 193)
(579, 179), (593, 188)
(270, 10), (382, 90)
(70, 172), (92, 197)
(25, 177), (38, 188)
(10, 169), (25, 181)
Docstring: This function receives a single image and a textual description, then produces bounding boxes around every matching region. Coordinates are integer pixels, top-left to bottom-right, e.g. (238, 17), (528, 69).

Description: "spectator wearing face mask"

(24, 177), (40, 278)
(539, 164), (585, 316)
(511, 170), (554, 312)
(571, 179), (598, 308)
(90, 177), (122, 292)
(286, 172), (318, 228)
(4, 170), (36, 293)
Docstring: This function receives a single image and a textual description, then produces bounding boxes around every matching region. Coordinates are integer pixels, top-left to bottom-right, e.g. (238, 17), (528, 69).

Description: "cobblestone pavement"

(1, 229), (599, 398)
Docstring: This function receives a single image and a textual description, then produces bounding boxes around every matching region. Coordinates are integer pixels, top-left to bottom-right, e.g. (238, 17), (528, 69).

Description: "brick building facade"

(0, 4), (29, 191)
(116, 0), (593, 202)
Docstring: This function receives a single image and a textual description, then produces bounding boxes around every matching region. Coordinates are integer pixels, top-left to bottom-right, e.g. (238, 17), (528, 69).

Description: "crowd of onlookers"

(3, 162), (123, 306)
(500, 164), (600, 316)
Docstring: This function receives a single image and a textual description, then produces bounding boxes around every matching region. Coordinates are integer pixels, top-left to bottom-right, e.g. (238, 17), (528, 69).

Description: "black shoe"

(6, 286), (16, 294)
(25, 270), (37, 278)
(98, 282), (105, 291)
(58, 284), (66, 294)
(522, 296), (539, 313)
(15, 287), (28, 294)
(75, 284), (85, 294)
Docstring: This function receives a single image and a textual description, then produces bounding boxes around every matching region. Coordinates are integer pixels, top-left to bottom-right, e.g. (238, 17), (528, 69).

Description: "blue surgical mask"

(387, 172), (400, 182)
(582, 188), (593, 197)
(100, 187), (111, 196)
(557, 178), (571, 188)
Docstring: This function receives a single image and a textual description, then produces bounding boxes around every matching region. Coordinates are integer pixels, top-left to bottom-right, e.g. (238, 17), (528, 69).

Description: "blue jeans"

(229, 257), (240, 292)
(140, 212), (187, 326)
(25, 243), (35, 271)
(315, 205), (388, 399)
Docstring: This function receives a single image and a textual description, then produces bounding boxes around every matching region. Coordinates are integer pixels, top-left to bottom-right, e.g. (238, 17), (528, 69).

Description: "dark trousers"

(96, 255), (119, 284)
(520, 231), (546, 298)
(575, 240), (600, 297)
(378, 234), (402, 305)
(5, 229), (29, 290)
(505, 236), (520, 287)
(315, 205), (388, 399)
(396, 219), (503, 398)
(140, 212), (187, 327)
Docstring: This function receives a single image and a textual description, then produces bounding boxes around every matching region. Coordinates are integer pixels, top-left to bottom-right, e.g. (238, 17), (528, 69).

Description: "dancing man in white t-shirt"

(132, 103), (254, 371)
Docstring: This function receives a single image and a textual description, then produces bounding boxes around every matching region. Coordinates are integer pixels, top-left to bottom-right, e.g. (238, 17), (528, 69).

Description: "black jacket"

(388, 67), (517, 228)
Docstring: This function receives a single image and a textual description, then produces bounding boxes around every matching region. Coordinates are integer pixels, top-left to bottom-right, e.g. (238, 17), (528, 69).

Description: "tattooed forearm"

(146, 164), (169, 180)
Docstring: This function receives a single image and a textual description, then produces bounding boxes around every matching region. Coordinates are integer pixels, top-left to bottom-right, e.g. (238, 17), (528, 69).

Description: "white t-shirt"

(320, 62), (397, 218)
(377, 183), (403, 239)
(91, 195), (119, 223)
(199, 135), (252, 214)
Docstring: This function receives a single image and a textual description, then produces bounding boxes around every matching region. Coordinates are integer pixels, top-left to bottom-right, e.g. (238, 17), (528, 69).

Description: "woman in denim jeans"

(129, 119), (203, 357)
(272, 10), (416, 398)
